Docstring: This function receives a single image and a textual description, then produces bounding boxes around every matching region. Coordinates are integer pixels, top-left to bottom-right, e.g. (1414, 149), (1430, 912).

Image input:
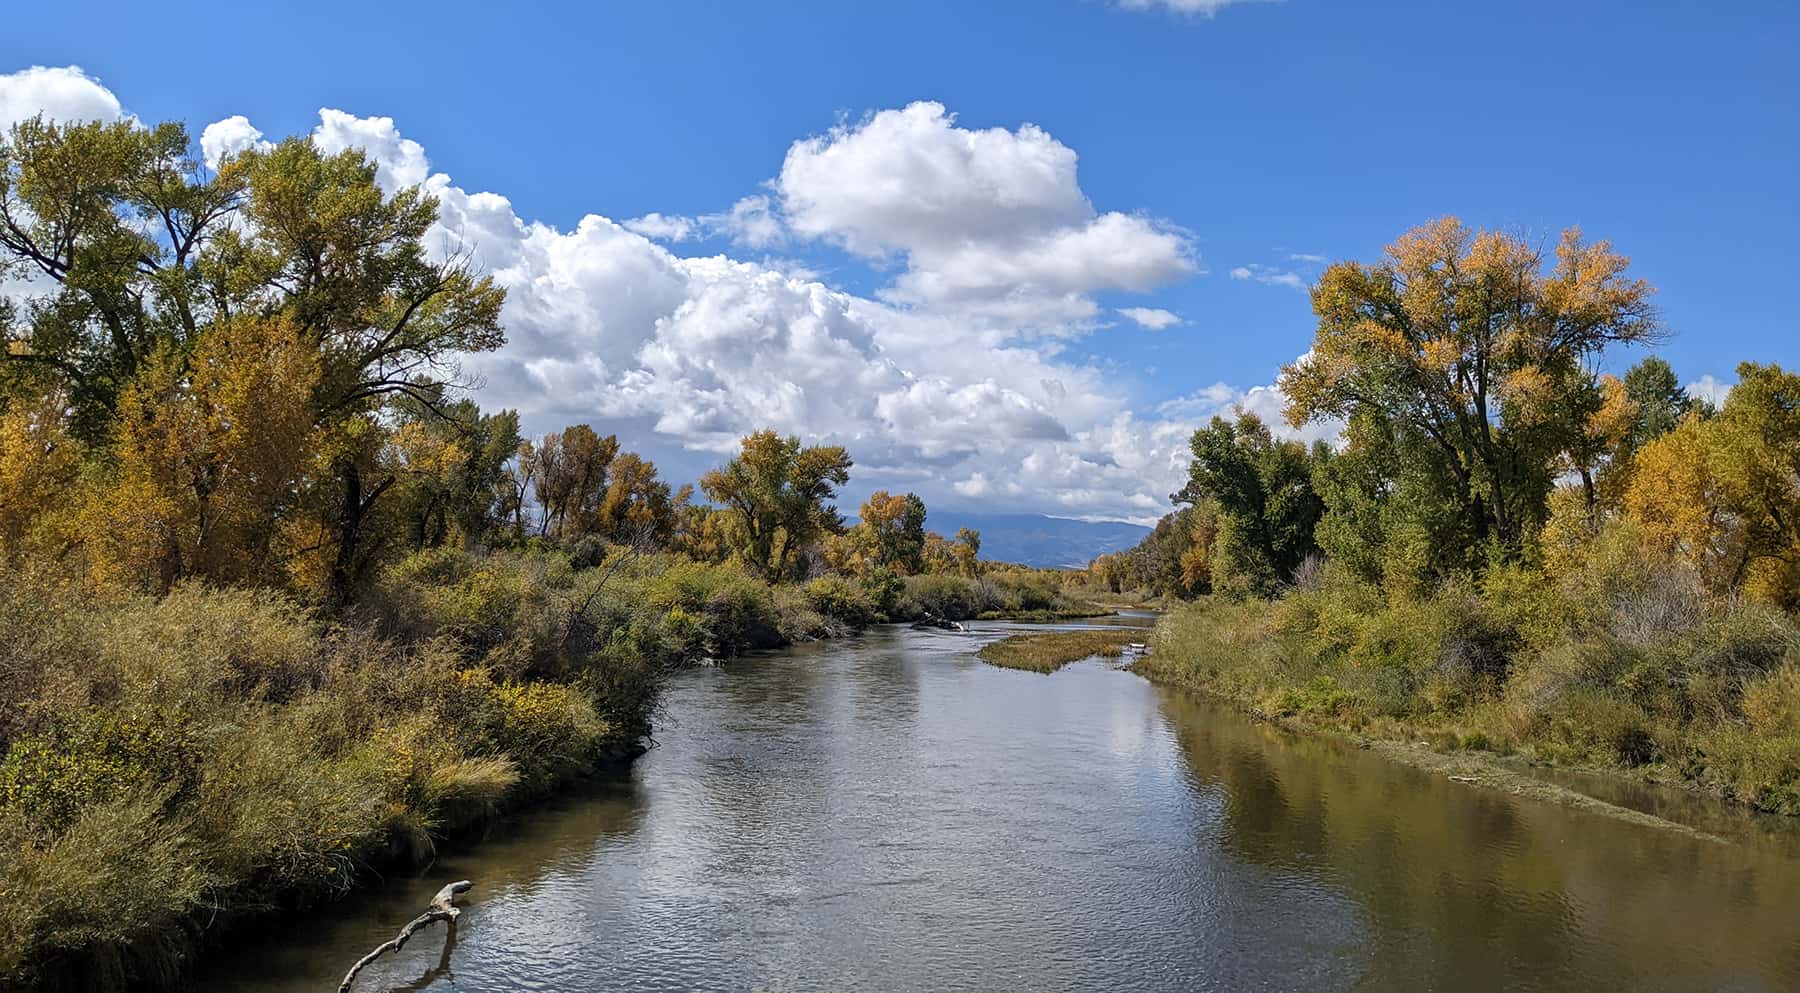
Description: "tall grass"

(1141, 544), (1800, 813)
(978, 629), (1140, 673)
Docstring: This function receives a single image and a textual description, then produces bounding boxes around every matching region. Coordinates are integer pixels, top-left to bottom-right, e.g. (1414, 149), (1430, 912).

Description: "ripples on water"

(196, 623), (1800, 992)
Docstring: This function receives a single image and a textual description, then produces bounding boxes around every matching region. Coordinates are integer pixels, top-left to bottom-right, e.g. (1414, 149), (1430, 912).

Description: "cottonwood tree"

(593, 452), (685, 547)
(532, 425), (619, 537)
(846, 490), (928, 575)
(1284, 218), (1659, 569)
(922, 526), (983, 577)
(0, 118), (507, 603)
(0, 394), (80, 563)
(496, 438), (539, 542)
(1626, 362), (1800, 607)
(952, 527), (982, 578)
(387, 397), (521, 551)
(80, 315), (320, 590)
(700, 430), (852, 582)
(1177, 413), (1324, 598)
(0, 118), (243, 438)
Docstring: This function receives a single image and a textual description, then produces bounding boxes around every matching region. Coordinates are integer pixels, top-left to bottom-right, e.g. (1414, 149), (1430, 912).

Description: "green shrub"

(806, 575), (879, 627)
(860, 567), (905, 620)
(647, 559), (780, 656)
(1263, 676), (1354, 718)
(770, 585), (835, 643)
(987, 570), (1066, 612)
(898, 573), (984, 621)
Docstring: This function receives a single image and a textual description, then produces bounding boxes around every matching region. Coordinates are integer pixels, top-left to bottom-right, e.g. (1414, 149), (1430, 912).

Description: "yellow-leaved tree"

(82, 315), (320, 591)
(1625, 362), (1800, 607)
(0, 394), (81, 562)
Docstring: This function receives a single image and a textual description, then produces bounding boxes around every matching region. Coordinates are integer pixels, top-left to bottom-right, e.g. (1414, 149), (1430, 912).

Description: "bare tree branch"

(337, 880), (472, 993)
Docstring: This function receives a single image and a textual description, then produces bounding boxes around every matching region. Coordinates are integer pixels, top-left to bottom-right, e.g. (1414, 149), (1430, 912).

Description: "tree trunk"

(329, 463), (393, 608)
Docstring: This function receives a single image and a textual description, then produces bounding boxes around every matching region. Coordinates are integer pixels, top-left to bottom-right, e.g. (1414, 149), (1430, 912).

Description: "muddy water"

(195, 623), (1800, 992)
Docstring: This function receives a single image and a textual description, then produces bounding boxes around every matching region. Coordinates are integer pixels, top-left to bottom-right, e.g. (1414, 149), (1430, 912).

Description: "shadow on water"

(195, 625), (1800, 993)
(189, 773), (649, 993)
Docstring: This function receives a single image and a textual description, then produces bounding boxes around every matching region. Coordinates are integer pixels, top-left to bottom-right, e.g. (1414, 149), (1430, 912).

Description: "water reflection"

(197, 624), (1800, 993)
(1155, 683), (1800, 991)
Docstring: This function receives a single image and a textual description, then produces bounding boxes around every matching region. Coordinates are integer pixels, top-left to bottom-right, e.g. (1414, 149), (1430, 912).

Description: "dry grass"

(977, 628), (1141, 673)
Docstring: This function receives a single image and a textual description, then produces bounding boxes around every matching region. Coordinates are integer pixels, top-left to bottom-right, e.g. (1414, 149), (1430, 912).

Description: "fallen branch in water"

(338, 880), (472, 993)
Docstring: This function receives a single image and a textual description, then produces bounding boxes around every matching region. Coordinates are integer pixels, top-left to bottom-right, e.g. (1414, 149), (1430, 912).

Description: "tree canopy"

(699, 430), (853, 582)
(1284, 218), (1659, 562)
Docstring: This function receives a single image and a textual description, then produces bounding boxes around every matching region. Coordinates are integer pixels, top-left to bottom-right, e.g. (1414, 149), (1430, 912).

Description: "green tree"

(1178, 412), (1324, 598)
(700, 430), (852, 582)
(1284, 218), (1659, 563)
(0, 117), (243, 438)
(1620, 356), (1694, 458)
(388, 397), (521, 551)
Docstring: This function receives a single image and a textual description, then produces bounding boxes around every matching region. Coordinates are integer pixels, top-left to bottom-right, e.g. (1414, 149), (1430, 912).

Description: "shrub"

(805, 575), (879, 627)
(860, 567), (905, 620)
(771, 586), (836, 643)
(1263, 676), (1353, 718)
(898, 573), (984, 621)
(0, 548), (667, 991)
(647, 559), (780, 657)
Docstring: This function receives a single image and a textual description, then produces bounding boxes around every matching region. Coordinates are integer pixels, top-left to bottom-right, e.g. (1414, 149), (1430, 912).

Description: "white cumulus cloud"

(703, 194), (785, 249)
(774, 101), (1195, 331)
(199, 115), (272, 169)
(311, 108), (430, 191)
(1118, 307), (1182, 330)
(621, 212), (697, 242)
(0, 65), (124, 129)
(1686, 374), (1733, 408)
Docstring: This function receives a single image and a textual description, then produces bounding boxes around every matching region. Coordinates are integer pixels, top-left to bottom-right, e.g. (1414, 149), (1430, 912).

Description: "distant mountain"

(922, 512), (1150, 570)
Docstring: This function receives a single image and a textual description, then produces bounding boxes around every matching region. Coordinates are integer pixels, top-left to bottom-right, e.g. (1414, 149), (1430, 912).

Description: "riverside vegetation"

(0, 115), (1097, 991)
(976, 628), (1140, 673)
(1094, 219), (1800, 816)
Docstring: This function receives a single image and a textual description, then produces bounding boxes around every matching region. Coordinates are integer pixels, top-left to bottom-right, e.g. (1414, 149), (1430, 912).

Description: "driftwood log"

(337, 880), (472, 993)
(909, 613), (966, 632)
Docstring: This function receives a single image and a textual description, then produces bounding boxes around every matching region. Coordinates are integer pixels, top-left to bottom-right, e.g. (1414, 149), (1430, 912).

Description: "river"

(195, 621), (1800, 992)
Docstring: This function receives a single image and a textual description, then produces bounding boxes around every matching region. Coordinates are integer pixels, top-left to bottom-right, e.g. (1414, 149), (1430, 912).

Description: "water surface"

(196, 623), (1800, 992)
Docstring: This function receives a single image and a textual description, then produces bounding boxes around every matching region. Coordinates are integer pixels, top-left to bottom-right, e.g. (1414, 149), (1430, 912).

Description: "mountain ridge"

(920, 511), (1150, 569)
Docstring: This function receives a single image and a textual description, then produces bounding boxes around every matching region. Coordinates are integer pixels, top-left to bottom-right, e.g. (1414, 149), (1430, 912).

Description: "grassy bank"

(1135, 548), (1800, 817)
(978, 628), (1141, 673)
(0, 555), (647, 991)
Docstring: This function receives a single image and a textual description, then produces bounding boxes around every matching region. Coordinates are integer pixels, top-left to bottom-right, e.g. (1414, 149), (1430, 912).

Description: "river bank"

(1131, 590), (1800, 832)
(1131, 653), (1739, 843)
(965, 613), (1741, 840)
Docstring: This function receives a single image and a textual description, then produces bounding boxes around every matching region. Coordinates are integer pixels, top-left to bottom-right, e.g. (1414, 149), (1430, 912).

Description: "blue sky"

(5, 0), (1797, 521)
